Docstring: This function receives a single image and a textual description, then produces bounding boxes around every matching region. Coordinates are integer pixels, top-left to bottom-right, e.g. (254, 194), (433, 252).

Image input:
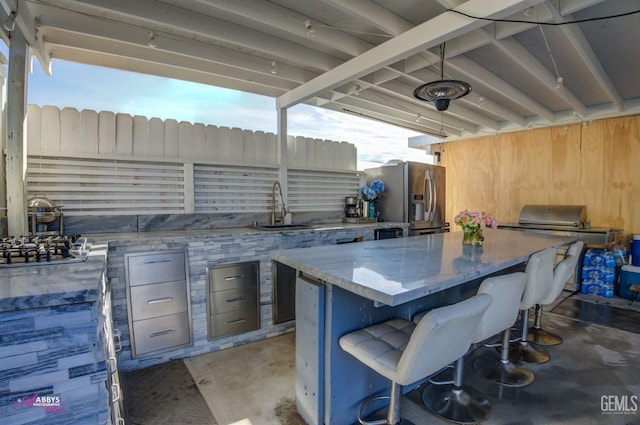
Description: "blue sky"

(25, 60), (432, 169)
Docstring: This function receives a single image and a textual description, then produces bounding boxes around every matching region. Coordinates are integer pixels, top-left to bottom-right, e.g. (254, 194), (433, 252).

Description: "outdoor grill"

(498, 205), (620, 246)
(498, 205), (622, 291)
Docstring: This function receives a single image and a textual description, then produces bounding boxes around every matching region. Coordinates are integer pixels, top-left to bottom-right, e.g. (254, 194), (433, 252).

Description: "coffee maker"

(344, 196), (360, 218)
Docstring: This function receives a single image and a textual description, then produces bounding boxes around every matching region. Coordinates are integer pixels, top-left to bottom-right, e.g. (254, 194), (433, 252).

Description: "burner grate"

(0, 235), (84, 266)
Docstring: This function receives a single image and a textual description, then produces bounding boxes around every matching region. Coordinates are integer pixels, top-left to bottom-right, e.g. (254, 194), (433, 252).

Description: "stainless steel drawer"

(127, 251), (186, 286)
(209, 287), (257, 315)
(132, 312), (191, 356)
(209, 262), (258, 291)
(209, 309), (259, 339)
(130, 280), (188, 321)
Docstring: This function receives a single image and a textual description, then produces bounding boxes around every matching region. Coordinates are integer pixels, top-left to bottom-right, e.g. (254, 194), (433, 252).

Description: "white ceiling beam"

(482, 31), (587, 116)
(556, 0), (609, 15)
(323, 0), (413, 36)
(278, 0), (543, 109)
(44, 33), (296, 94)
(0, 0), (52, 75)
(48, 44), (286, 98)
(448, 55), (555, 121)
(35, 5), (319, 85)
(35, 0), (341, 72)
(356, 83), (477, 131)
(183, 0), (372, 58)
(543, 0), (624, 111)
(334, 94), (464, 136)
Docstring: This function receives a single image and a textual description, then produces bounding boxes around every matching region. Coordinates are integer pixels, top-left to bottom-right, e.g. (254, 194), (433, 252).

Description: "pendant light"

(413, 43), (471, 111)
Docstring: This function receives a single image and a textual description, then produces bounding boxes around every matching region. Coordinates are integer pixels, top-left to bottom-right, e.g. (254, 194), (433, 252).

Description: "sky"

(25, 59), (435, 170)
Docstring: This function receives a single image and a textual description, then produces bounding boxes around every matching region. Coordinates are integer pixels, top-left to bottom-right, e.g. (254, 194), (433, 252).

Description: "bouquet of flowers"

(454, 210), (498, 230)
(359, 179), (385, 202)
(454, 210), (498, 246)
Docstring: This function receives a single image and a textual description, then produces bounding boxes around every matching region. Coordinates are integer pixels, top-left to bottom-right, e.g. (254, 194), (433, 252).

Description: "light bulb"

(555, 77), (563, 91)
(478, 96), (484, 108)
(271, 61), (277, 74)
(3, 12), (16, 32)
(415, 114), (421, 123)
(305, 20), (315, 37)
(147, 32), (157, 48)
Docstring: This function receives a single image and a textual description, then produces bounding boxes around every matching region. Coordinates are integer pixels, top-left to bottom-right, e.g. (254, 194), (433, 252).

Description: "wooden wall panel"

(441, 115), (640, 237)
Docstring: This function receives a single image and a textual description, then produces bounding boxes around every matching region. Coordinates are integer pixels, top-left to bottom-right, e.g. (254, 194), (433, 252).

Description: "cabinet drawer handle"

(111, 383), (121, 403)
(113, 328), (122, 353)
(225, 318), (246, 325)
(150, 329), (176, 338)
(147, 296), (174, 304)
(108, 356), (117, 374)
(224, 274), (245, 281)
(144, 257), (172, 264)
(225, 297), (246, 303)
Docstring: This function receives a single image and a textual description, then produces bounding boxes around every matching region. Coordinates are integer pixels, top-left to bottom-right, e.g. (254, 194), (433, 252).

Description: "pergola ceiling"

(1, 0), (638, 144)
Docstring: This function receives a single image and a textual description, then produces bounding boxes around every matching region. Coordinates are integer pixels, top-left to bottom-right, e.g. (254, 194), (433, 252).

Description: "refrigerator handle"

(429, 170), (437, 221)
(424, 170), (433, 221)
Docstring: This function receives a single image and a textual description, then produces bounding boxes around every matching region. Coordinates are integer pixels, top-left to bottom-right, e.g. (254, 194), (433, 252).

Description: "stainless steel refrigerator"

(365, 161), (448, 236)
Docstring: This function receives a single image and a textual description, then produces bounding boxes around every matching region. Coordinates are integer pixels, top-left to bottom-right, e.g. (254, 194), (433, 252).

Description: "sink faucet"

(271, 181), (289, 225)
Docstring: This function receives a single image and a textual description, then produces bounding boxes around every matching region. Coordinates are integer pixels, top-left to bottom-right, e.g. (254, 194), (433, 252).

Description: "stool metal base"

(473, 355), (534, 388)
(422, 384), (490, 424)
(527, 327), (562, 346)
(358, 395), (416, 425)
(509, 341), (550, 364)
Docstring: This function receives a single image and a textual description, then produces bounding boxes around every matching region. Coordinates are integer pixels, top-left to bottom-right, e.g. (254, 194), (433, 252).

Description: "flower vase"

(361, 201), (369, 218)
(368, 202), (376, 219)
(462, 227), (484, 246)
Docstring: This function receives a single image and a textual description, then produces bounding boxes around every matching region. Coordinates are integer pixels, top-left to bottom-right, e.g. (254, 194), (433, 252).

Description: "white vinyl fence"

(26, 105), (359, 215)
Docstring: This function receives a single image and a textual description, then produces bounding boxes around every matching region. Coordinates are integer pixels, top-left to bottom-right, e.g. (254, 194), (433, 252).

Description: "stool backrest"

(539, 241), (584, 305)
(521, 248), (557, 309)
(474, 272), (528, 343)
(396, 293), (491, 385)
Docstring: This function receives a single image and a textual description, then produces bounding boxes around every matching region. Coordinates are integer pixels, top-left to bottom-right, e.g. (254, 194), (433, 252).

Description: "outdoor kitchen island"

(271, 229), (577, 425)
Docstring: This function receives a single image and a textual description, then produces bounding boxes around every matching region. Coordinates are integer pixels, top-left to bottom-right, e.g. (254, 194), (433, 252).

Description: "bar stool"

(509, 248), (557, 364)
(528, 241), (584, 346)
(419, 272), (527, 424)
(339, 293), (492, 425)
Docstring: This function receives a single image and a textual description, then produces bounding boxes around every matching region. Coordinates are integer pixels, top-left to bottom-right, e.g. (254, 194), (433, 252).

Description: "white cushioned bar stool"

(509, 248), (557, 364)
(418, 272), (528, 424)
(339, 293), (492, 425)
(527, 241), (585, 346)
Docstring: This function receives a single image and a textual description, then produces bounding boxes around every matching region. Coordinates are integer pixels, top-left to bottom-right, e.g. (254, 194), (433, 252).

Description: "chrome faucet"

(270, 181), (289, 225)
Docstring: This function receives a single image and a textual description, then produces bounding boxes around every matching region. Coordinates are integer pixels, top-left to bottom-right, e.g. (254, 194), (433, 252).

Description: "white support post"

(5, 30), (29, 236)
(277, 107), (291, 224)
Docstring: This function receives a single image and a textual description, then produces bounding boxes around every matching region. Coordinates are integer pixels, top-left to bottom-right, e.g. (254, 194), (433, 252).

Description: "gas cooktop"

(0, 234), (89, 267)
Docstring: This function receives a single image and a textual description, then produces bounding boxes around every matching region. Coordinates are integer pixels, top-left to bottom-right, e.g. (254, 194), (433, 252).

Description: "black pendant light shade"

(414, 80), (471, 111)
(413, 43), (471, 111)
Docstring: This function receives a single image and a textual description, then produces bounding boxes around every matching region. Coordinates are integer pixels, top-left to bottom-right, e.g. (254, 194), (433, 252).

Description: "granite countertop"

(0, 244), (108, 312)
(271, 229), (577, 307)
(87, 221), (407, 245)
(0, 222), (406, 312)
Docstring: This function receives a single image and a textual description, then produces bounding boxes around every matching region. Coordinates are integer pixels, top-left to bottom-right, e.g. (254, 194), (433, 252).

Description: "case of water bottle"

(581, 248), (617, 298)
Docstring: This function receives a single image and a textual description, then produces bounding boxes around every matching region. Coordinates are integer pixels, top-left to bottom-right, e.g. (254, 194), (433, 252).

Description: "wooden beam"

(5, 29), (29, 235)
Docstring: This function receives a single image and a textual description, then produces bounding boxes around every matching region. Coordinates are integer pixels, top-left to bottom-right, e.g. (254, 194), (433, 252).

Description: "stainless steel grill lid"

(518, 205), (587, 228)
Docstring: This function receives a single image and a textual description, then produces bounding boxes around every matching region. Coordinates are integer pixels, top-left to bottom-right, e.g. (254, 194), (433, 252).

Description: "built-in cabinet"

(207, 261), (260, 339)
(125, 249), (192, 358)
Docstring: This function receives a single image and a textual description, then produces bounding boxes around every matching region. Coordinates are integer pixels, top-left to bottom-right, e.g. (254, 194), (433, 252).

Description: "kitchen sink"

(251, 224), (311, 231)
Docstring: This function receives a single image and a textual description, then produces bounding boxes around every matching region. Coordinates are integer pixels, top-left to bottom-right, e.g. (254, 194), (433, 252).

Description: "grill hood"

(518, 205), (587, 228)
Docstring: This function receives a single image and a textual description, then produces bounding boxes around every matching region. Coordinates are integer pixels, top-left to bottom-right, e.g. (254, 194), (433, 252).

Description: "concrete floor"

(123, 293), (640, 425)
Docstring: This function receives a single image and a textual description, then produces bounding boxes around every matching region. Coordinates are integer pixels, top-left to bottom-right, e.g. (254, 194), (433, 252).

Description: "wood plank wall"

(441, 115), (640, 237)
